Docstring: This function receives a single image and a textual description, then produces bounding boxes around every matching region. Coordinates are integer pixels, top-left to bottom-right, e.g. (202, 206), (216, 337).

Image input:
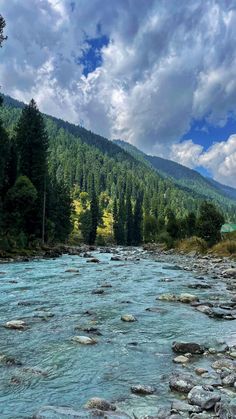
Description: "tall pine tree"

(88, 175), (98, 245)
(15, 99), (48, 239)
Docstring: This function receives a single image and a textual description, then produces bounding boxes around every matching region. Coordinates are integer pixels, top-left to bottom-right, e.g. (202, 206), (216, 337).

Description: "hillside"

(114, 139), (236, 211)
(1, 94), (236, 230)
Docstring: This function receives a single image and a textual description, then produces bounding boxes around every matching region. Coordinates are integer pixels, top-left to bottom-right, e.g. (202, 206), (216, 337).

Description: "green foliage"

(79, 209), (92, 244)
(143, 215), (158, 243)
(4, 176), (38, 240)
(197, 201), (225, 246)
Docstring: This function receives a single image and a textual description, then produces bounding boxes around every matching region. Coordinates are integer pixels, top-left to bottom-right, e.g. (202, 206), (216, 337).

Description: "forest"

(0, 95), (231, 253)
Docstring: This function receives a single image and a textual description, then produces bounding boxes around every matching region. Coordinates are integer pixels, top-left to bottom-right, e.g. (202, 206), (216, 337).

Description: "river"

(0, 248), (235, 418)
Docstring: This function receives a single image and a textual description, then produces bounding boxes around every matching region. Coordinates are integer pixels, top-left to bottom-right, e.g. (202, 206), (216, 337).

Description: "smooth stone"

(92, 289), (105, 295)
(86, 258), (100, 263)
(131, 384), (155, 395)
(121, 314), (137, 322)
(4, 320), (26, 330)
(222, 373), (236, 386)
(0, 354), (22, 366)
(171, 400), (202, 413)
(172, 341), (205, 354)
(215, 398), (236, 419)
(195, 305), (212, 315)
(111, 256), (122, 261)
(222, 268), (236, 278)
(178, 293), (199, 303)
(169, 373), (196, 393)
(212, 359), (235, 370)
(85, 398), (116, 411)
(187, 385), (221, 409)
(65, 268), (80, 273)
(173, 355), (189, 364)
(71, 336), (98, 345)
(195, 368), (208, 375)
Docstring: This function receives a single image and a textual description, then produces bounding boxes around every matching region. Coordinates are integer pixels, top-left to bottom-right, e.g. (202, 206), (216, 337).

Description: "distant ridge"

(114, 139), (236, 202)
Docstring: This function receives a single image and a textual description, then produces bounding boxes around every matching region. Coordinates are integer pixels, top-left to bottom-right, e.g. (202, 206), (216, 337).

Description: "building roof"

(221, 223), (236, 233)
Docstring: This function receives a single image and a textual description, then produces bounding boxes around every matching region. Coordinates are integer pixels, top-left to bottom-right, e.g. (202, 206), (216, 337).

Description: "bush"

(211, 239), (236, 257)
(177, 236), (208, 254)
(156, 231), (174, 249)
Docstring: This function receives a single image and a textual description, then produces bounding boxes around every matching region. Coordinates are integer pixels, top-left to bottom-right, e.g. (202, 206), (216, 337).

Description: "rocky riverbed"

(0, 247), (235, 418)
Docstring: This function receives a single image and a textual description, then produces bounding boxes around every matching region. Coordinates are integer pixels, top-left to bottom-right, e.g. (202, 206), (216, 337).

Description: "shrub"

(177, 236), (208, 254)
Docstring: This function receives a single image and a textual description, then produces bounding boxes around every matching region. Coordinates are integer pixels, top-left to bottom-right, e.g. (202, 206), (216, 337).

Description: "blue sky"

(0, 0), (236, 187)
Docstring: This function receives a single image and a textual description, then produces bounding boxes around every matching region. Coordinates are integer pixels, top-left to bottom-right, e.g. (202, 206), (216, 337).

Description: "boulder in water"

(187, 385), (221, 409)
(131, 384), (155, 395)
(4, 320), (26, 330)
(85, 397), (116, 411)
(172, 341), (205, 354)
(169, 373), (196, 393)
(121, 314), (137, 322)
(71, 336), (98, 345)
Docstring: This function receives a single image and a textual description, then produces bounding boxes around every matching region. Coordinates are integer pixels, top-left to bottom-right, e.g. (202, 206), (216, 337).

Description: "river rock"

(71, 336), (98, 345)
(173, 355), (189, 364)
(0, 354), (22, 366)
(222, 268), (236, 278)
(92, 289), (105, 295)
(187, 385), (221, 409)
(211, 359), (235, 370)
(65, 268), (80, 273)
(85, 397), (116, 411)
(131, 384), (155, 395)
(169, 373), (196, 393)
(121, 314), (137, 322)
(195, 368), (208, 375)
(195, 305), (212, 314)
(87, 258), (100, 263)
(4, 320), (26, 330)
(215, 398), (236, 419)
(178, 293), (199, 303)
(111, 256), (122, 261)
(171, 400), (202, 413)
(222, 372), (236, 386)
(172, 341), (205, 354)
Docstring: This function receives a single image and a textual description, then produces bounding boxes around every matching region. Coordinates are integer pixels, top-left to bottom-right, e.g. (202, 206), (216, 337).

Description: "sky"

(0, 0), (236, 188)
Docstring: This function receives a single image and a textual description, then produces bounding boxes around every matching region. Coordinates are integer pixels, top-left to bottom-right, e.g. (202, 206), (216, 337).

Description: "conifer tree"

(113, 198), (119, 244)
(15, 99), (48, 239)
(125, 196), (133, 245)
(133, 196), (143, 245)
(88, 175), (98, 245)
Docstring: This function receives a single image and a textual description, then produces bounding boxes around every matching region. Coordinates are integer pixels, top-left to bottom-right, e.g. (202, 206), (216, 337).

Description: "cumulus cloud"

(170, 136), (236, 188)
(1, 0), (236, 185)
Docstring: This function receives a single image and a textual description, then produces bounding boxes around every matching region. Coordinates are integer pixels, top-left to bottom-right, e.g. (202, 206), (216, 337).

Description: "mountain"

(1, 94), (236, 224)
(114, 139), (236, 205)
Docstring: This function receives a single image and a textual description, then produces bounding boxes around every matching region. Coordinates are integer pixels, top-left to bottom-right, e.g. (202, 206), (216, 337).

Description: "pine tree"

(125, 196), (133, 245)
(16, 99), (48, 196)
(133, 196), (143, 245)
(88, 176), (98, 245)
(116, 195), (126, 244)
(15, 99), (48, 239)
(113, 198), (119, 244)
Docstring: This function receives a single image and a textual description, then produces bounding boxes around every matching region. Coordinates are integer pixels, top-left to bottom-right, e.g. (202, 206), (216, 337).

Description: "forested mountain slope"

(114, 139), (236, 210)
(1, 95), (236, 224)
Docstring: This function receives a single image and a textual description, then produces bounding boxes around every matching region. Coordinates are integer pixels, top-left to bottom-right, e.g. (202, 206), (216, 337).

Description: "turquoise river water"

(0, 249), (235, 418)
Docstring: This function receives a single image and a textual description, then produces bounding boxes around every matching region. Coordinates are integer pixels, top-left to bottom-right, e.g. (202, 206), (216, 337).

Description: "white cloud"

(1, 0), (236, 186)
(169, 136), (236, 188)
